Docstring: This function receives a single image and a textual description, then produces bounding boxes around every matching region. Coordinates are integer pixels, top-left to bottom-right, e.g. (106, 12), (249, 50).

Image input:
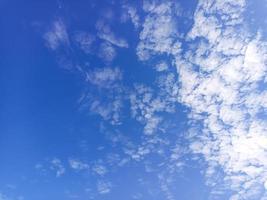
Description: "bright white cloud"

(137, 1), (181, 60)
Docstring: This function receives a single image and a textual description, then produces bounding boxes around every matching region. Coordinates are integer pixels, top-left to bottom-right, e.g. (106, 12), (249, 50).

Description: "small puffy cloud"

(129, 84), (176, 135)
(96, 20), (128, 48)
(73, 31), (95, 54)
(86, 67), (122, 89)
(43, 19), (73, 69)
(81, 67), (124, 125)
(137, 1), (181, 60)
(135, 0), (267, 199)
(44, 19), (69, 50)
(92, 164), (107, 176)
(155, 61), (168, 72)
(50, 158), (65, 177)
(121, 4), (140, 29)
(69, 159), (89, 171)
(98, 42), (117, 62)
(97, 180), (112, 194)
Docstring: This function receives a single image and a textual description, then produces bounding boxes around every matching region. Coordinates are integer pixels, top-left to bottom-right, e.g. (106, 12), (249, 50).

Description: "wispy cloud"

(44, 19), (69, 50)
(96, 20), (128, 48)
(97, 180), (112, 194)
(86, 67), (122, 88)
(98, 42), (117, 62)
(121, 4), (140, 29)
(80, 67), (124, 125)
(73, 31), (95, 54)
(50, 158), (66, 177)
(69, 159), (90, 171)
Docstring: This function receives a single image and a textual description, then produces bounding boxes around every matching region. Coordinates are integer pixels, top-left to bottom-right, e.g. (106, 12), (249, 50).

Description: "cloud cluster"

(121, 4), (140, 29)
(136, 1), (181, 61)
(73, 31), (95, 54)
(69, 159), (90, 171)
(41, 0), (267, 199)
(78, 67), (125, 125)
(44, 19), (69, 50)
(50, 158), (66, 177)
(136, 0), (267, 199)
(96, 20), (128, 48)
(97, 180), (112, 194)
(176, 0), (267, 199)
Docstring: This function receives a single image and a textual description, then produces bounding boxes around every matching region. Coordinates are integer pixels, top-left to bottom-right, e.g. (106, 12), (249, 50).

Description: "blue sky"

(1, 0), (267, 199)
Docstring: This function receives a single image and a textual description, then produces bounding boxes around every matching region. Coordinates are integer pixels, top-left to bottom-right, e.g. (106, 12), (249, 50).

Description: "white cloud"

(50, 158), (65, 177)
(96, 20), (128, 48)
(176, 0), (267, 199)
(136, 0), (267, 199)
(69, 159), (89, 171)
(44, 19), (69, 50)
(136, 1), (181, 60)
(121, 4), (140, 29)
(129, 73), (179, 135)
(130, 85), (166, 135)
(155, 61), (168, 72)
(86, 67), (122, 89)
(73, 31), (95, 54)
(97, 180), (112, 194)
(92, 164), (107, 176)
(81, 67), (124, 125)
(98, 42), (117, 62)
(43, 19), (74, 69)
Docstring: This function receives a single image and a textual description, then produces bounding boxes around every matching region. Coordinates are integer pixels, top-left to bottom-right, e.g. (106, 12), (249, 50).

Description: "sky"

(1, 0), (267, 199)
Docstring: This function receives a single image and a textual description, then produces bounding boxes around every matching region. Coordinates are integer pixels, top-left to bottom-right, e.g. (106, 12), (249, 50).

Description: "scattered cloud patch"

(137, 1), (181, 60)
(73, 31), (95, 54)
(92, 164), (107, 176)
(155, 61), (169, 72)
(80, 67), (124, 125)
(121, 4), (140, 29)
(50, 158), (66, 177)
(176, 0), (267, 199)
(96, 20), (128, 48)
(86, 67), (122, 89)
(44, 19), (69, 50)
(69, 159), (89, 171)
(97, 180), (112, 194)
(98, 42), (117, 62)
